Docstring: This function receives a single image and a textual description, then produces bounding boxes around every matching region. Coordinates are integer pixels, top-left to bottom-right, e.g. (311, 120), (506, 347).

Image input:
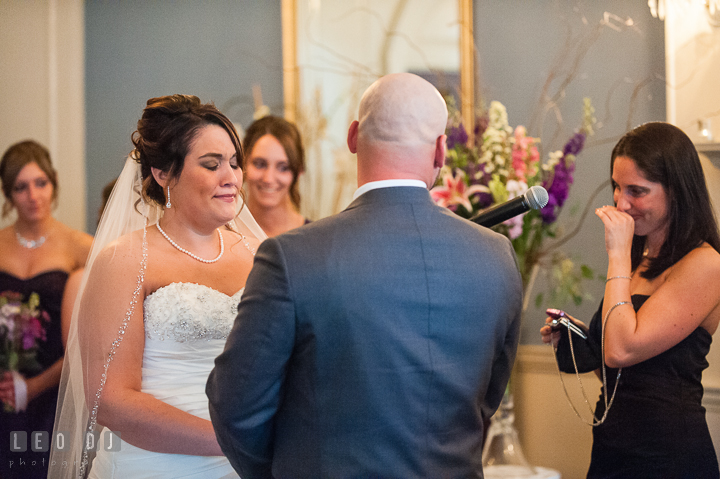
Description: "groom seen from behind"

(207, 72), (523, 478)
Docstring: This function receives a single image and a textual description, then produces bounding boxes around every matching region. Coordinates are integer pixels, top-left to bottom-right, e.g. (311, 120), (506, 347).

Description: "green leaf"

(535, 293), (544, 308)
(581, 265), (594, 279)
(8, 351), (18, 371)
(28, 292), (40, 310)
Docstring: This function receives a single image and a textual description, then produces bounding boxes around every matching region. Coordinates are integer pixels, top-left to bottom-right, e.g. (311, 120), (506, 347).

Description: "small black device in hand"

(547, 308), (588, 339)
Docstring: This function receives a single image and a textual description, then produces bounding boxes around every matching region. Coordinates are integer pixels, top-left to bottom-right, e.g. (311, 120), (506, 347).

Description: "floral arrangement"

(431, 99), (597, 308)
(0, 291), (49, 376)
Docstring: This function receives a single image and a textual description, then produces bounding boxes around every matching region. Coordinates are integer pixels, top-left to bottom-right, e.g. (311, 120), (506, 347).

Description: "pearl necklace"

(16, 231), (47, 249)
(156, 222), (224, 263)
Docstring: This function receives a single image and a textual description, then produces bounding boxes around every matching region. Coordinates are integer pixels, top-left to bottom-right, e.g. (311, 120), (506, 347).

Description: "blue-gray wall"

(85, 1), (284, 230)
(474, 1), (666, 342)
(84, 1), (666, 343)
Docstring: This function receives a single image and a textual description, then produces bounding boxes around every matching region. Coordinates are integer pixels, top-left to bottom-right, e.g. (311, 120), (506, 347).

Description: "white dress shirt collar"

(352, 179), (428, 201)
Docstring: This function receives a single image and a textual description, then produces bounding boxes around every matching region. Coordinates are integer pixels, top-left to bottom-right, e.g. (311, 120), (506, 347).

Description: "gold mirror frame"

(281, 0), (475, 134)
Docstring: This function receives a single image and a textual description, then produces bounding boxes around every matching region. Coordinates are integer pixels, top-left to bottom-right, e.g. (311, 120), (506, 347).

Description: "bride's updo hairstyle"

(131, 94), (243, 207)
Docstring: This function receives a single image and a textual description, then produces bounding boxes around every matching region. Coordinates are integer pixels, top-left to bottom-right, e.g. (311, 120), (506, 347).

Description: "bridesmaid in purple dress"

(0, 140), (92, 479)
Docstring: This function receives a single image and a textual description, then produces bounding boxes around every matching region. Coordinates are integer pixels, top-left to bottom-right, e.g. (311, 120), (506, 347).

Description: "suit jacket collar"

(345, 185), (434, 211)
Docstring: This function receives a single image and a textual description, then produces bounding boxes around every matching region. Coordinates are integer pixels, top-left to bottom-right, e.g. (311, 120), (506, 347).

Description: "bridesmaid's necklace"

(16, 232), (46, 249)
(15, 226), (48, 249)
(156, 222), (224, 263)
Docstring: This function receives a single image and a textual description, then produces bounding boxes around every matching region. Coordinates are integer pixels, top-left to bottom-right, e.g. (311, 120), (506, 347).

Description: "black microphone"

(470, 185), (549, 228)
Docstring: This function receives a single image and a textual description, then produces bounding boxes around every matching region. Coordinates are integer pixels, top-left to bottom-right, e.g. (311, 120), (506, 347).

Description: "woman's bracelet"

(606, 276), (632, 283)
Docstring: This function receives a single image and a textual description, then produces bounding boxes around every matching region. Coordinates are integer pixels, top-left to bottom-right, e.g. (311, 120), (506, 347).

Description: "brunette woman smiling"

(541, 123), (720, 478)
(243, 116), (309, 236)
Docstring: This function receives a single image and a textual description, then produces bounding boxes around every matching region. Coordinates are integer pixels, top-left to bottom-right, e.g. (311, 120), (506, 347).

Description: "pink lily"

(431, 169), (489, 212)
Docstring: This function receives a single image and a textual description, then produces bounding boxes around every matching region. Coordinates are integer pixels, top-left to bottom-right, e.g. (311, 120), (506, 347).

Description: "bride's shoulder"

(92, 228), (148, 271)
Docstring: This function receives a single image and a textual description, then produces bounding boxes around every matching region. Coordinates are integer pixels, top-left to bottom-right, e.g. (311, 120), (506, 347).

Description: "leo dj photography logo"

(8, 430), (122, 470)
(9, 431), (122, 471)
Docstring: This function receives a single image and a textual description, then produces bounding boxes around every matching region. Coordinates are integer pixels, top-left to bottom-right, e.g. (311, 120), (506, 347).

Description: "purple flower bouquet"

(431, 99), (596, 307)
(0, 291), (49, 376)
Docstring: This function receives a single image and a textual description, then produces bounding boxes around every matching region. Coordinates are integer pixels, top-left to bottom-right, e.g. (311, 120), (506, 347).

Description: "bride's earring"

(166, 186), (172, 209)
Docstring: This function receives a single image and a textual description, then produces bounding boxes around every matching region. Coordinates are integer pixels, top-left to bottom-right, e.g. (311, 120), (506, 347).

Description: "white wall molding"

(0, 0), (86, 231)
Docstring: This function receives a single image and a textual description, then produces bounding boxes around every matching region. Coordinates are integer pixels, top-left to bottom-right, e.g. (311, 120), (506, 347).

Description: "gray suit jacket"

(207, 186), (523, 479)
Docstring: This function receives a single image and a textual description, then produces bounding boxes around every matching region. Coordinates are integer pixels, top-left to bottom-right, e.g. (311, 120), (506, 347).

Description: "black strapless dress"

(556, 295), (720, 478)
(0, 270), (68, 479)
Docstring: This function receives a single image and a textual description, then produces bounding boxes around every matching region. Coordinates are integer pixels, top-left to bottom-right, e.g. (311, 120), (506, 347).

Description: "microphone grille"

(525, 186), (549, 210)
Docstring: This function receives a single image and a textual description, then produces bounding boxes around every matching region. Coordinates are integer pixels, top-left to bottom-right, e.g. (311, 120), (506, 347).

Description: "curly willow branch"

(540, 178), (611, 256)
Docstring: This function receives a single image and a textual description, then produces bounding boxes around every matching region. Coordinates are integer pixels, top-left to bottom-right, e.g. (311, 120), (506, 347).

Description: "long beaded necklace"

(156, 222), (224, 263)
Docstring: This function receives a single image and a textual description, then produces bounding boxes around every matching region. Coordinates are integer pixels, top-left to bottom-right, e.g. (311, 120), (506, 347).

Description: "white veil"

(49, 155), (266, 478)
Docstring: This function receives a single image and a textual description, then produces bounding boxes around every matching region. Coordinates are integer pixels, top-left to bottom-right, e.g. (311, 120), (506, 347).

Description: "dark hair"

(132, 94), (243, 206)
(242, 115), (305, 208)
(611, 122), (720, 279)
(98, 178), (118, 225)
(0, 140), (58, 217)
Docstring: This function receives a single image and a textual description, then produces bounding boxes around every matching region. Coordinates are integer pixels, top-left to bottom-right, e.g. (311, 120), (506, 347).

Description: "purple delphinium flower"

(446, 124), (468, 150)
(541, 160), (573, 223)
(540, 132), (585, 224)
(543, 162), (575, 222)
(541, 194), (559, 223)
(474, 115), (489, 148)
(563, 131), (586, 156)
(540, 162), (574, 223)
(465, 161), (493, 209)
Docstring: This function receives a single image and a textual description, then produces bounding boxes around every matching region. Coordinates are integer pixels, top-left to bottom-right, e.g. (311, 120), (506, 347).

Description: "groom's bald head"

(349, 73), (448, 186)
(357, 73), (448, 146)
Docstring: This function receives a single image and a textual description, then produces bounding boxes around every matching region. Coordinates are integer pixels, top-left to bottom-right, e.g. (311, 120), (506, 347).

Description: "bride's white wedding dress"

(88, 282), (242, 479)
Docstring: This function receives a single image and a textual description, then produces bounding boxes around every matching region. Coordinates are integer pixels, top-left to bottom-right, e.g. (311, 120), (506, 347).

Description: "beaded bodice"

(87, 282), (243, 478)
(144, 282), (243, 342)
(139, 282), (243, 420)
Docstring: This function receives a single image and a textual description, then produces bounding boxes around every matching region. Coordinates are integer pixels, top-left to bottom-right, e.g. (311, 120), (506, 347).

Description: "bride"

(49, 95), (265, 478)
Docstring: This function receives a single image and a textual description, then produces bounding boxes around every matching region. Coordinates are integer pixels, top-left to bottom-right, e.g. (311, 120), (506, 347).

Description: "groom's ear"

(347, 120), (359, 154)
(151, 167), (169, 188)
(434, 134), (447, 169)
